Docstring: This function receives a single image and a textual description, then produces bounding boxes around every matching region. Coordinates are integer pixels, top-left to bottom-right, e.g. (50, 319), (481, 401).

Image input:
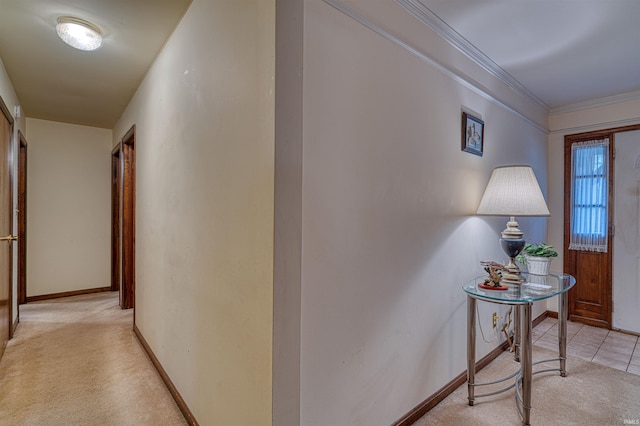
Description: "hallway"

(0, 292), (186, 425)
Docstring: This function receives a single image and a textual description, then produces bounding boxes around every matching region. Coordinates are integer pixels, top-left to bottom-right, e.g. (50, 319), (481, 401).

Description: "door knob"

(0, 235), (17, 242)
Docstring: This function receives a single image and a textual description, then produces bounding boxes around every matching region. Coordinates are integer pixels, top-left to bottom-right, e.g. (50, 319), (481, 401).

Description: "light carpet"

(416, 346), (640, 425)
(0, 292), (187, 426)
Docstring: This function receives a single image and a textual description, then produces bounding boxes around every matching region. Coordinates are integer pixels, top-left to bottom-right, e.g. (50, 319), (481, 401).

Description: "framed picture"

(462, 112), (484, 156)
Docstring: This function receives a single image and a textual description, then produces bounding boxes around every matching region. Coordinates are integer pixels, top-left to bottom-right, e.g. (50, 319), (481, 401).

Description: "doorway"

(564, 124), (640, 329)
(111, 126), (136, 310)
(111, 144), (121, 294)
(17, 131), (27, 305)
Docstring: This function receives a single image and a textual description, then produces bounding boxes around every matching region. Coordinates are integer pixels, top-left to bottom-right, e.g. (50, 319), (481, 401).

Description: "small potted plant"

(517, 243), (558, 276)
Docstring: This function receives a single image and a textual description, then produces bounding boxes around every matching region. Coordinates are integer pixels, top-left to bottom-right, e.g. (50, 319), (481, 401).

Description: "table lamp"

(476, 166), (550, 284)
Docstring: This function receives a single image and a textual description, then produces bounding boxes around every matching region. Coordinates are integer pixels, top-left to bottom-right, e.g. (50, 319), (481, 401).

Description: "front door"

(564, 130), (614, 328)
(0, 98), (14, 356)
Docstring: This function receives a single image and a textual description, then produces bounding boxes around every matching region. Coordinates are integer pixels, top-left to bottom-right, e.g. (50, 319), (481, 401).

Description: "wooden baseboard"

(133, 325), (198, 426)
(546, 311), (558, 319)
(393, 310), (552, 425)
(25, 287), (111, 303)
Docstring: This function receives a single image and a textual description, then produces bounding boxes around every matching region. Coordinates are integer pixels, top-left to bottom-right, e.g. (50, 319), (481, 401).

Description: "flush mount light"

(56, 17), (103, 51)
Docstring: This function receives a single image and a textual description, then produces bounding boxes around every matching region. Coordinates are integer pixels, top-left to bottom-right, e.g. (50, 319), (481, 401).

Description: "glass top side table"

(463, 273), (576, 426)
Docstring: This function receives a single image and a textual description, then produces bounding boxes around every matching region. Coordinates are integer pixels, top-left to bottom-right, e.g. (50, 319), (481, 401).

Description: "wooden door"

(564, 125), (640, 329)
(564, 130), (614, 328)
(17, 132), (27, 305)
(0, 98), (14, 355)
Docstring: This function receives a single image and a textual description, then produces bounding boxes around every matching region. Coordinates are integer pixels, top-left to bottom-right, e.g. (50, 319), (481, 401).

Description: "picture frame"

(461, 112), (484, 156)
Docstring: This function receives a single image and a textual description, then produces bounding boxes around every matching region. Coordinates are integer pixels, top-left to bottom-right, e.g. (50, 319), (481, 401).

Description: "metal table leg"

(559, 289), (568, 376)
(514, 305), (521, 362)
(467, 295), (476, 406)
(521, 303), (532, 425)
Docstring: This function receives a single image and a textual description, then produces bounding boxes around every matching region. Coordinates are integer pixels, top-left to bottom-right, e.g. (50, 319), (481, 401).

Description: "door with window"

(564, 131), (613, 328)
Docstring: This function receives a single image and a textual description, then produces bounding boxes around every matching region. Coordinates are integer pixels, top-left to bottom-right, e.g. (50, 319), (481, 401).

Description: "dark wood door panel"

(566, 246), (612, 329)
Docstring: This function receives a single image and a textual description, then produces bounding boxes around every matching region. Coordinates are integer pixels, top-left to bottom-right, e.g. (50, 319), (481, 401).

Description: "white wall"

(112, 1), (275, 424)
(25, 118), (111, 297)
(0, 57), (24, 325)
(297, 1), (550, 424)
(612, 130), (640, 333)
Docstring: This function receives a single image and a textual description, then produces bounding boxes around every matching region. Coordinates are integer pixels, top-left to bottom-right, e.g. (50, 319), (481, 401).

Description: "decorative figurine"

(480, 261), (506, 288)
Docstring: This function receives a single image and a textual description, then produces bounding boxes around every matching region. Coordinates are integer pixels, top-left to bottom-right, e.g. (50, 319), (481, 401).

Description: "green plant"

(516, 243), (558, 263)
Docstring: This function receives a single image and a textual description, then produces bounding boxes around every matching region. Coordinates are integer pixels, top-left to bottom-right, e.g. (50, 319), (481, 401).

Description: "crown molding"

(321, 0), (548, 134)
(550, 90), (640, 115)
(549, 117), (640, 135)
(396, 0), (549, 112)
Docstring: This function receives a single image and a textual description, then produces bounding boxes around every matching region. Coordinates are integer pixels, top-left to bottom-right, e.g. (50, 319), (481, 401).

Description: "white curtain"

(569, 138), (609, 252)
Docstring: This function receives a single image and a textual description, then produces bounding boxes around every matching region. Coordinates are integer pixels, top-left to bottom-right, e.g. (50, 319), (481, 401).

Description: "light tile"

(534, 338), (558, 352)
(605, 332), (638, 344)
(606, 329), (638, 339)
(593, 350), (632, 365)
(627, 364), (640, 376)
(532, 321), (640, 376)
(532, 329), (546, 342)
(576, 325), (609, 338)
(533, 318), (557, 333)
(591, 355), (629, 371)
(567, 345), (596, 361)
(567, 340), (600, 353)
(598, 342), (635, 357)
(570, 333), (606, 346)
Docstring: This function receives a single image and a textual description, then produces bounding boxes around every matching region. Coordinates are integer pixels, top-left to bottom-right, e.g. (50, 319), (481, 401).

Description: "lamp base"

(500, 237), (526, 285)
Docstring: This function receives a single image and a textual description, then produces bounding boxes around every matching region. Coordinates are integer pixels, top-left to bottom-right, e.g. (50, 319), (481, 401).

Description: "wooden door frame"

(17, 131), (27, 306)
(0, 96), (14, 343)
(111, 143), (121, 293)
(120, 126), (135, 310)
(564, 123), (640, 328)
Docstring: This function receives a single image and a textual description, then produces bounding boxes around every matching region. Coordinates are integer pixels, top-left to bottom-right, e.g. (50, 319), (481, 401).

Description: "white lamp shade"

(476, 166), (550, 216)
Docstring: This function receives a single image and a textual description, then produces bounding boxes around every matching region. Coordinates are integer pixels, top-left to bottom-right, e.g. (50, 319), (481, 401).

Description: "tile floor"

(533, 317), (640, 376)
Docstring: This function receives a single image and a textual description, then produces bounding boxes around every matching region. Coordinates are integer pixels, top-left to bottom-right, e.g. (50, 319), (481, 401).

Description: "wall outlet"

(492, 312), (499, 328)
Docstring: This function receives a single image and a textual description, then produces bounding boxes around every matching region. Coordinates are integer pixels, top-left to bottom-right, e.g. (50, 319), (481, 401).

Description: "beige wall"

(112, 1), (275, 424)
(296, 1), (550, 424)
(25, 118), (111, 297)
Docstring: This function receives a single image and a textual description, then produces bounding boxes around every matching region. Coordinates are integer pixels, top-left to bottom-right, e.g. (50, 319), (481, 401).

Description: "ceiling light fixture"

(56, 17), (103, 51)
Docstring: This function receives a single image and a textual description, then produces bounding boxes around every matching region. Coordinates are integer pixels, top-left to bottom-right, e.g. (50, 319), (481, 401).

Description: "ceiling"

(407, 0), (640, 110)
(0, 0), (192, 129)
(0, 1), (638, 129)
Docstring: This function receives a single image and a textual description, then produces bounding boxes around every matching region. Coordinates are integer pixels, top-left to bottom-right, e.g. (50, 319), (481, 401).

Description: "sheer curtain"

(569, 138), (609, 252)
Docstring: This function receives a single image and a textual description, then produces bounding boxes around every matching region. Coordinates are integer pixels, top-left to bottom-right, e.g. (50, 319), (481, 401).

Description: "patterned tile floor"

(533, 317), (640, 376)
